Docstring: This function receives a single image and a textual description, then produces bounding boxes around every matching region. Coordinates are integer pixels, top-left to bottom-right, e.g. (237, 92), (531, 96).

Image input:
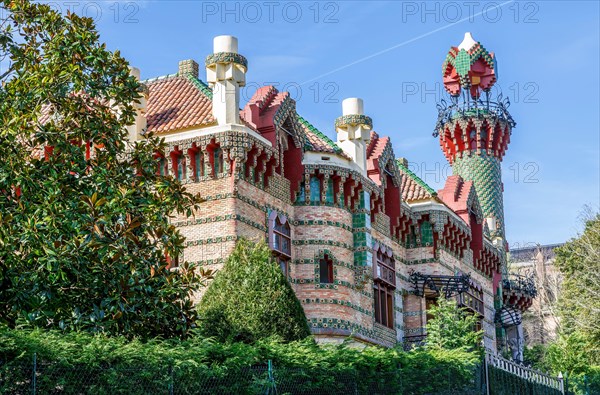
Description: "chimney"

(126, 66), (147, 143)
(335, 98), (372, 174)
(178, 59), (199, 78)
(205, 35), (247, 125)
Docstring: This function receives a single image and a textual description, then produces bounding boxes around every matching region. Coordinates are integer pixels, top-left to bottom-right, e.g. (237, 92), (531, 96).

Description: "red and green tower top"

(434, 32), (516, 245)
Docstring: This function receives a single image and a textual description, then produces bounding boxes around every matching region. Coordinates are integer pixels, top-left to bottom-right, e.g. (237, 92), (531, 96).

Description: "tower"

(435, 32), (515, 248)
(435, 32), (517, 354)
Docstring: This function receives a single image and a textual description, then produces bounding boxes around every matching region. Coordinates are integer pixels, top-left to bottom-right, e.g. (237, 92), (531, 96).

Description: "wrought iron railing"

(433, 92), (516, 137)
(502, 272), (538, 298)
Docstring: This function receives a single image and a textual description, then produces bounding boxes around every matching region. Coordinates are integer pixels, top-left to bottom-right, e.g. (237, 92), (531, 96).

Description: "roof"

(297, 115), (348, 158)
(437, 175), (482, 224)
(145, 74), (215, 133)
(397, 159), (437, 202)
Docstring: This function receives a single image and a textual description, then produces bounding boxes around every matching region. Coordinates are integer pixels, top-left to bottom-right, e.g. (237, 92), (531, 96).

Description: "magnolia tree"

(0, 0), (209, 339)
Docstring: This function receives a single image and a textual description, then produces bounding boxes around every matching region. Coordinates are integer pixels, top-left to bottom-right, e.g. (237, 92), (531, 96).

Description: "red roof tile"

(397, 160), (437, 202)
(146, 75), (215, 133)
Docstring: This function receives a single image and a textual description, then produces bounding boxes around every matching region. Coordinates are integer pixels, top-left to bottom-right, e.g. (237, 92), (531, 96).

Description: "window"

(374, 284), (394, 328)
(309, 176), (321, 203)
(319, 254), (333, 284)
(158, 156), (168, 176)
(296, 181), (306, 203)
(325, 178), (334, 204)
(373, 244), (396, 329)
(421, 220), (433, 246)
(194, 151), (204, 180)
(176, 155), (185, 180)
(213, 147), (223, 175)
(269, 212), (291, 276)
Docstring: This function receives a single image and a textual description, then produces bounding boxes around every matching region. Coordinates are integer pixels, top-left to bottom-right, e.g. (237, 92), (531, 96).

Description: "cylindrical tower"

(434, 32), (515, 245)
(435, 32), (518, 355)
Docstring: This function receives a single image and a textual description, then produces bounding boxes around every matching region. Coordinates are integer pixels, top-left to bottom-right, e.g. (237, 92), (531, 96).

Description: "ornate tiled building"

(128, 33), (535, 353)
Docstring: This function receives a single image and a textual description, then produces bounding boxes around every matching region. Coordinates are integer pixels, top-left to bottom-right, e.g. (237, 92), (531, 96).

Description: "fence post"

(168, 365), (174, 395)
(265, 359), (276, 395)
(484, 354), (490, 395)
(32, 352), (36, 395)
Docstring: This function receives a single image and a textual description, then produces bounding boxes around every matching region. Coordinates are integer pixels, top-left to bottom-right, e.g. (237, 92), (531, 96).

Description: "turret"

(435, 32), (515, 241)
(205, 35), (247, 125)
(335, 98), (373, 174)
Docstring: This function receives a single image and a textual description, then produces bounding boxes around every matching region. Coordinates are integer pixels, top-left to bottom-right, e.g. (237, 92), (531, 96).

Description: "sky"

(47, 0), (599, 247)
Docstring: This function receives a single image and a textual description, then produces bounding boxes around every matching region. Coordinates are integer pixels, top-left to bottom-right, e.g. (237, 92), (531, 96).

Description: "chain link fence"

(1, 353), (578, 394)
(0, 354), (486, 395)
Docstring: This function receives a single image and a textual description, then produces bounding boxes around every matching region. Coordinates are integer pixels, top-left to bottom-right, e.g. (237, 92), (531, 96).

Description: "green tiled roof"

(297, 114), (343, 154)
(185, 74), (213, 99)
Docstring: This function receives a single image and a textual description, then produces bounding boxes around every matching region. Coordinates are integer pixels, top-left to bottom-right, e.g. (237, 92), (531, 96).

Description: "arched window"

(194, 150), (204, 180)
(421, 221), (433, 246)
(319, 254), (333, 284)
(268, 211), (291, 275)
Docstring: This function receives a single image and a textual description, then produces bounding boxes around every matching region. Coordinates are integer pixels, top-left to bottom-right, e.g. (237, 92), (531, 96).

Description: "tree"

(425, 295), (483, 352)
(554, 211), (600, 363)
(0, 0), (209, 339)
(197, 239), (311, 343)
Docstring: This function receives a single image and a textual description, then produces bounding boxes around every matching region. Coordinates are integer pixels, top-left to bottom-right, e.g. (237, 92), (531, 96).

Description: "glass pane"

(213, 148), (222, 174)
(380, 289), (387, 326)
(279, 259), (287, 275)
(310, 176), (321, 203)
(159, 157), (166, 176)
(296, 182), (305, 203)
(326, 178), (334, 204)
(273, 234), (280, 251)
(177, 156), (184, 180)
(281, 222), (291, 236)
(421, 221), (433, 246)
(320, 258), (330, 283)
(374, 287), (380, 324)
(387, 293), (394, 328)
(195, 152), (203, 178)
(282, 237), (290, 255)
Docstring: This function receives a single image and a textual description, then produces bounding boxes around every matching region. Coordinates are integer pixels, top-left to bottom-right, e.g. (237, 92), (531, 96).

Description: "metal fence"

(0, 352), (578, 395)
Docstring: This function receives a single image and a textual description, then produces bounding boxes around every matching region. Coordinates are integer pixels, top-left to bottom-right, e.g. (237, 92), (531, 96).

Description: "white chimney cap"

(214, 35), (238, 53)
(129, 66), (141, 81)
(342, 98), (364, 116)
(458, 32), (477, 51)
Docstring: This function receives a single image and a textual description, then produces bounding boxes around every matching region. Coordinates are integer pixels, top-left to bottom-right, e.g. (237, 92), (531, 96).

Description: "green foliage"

(0, 0), (209, 339)
(554, 213), (600, 354)
(0, 326), (483, 395)
(523, 344), (552, 372)
(425, 295), (483, 353)
(197, 239), (311, 343)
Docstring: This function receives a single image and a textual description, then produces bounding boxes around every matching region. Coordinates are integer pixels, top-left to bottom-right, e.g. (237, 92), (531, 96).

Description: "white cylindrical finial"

(213, 35), (238, 53)
(129, 66), (141, 81)
(342, 98), (364, 116)
(458, 32), (477, 51)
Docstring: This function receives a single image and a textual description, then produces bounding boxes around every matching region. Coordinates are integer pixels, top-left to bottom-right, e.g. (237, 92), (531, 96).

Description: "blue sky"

(69, 0), (598, 247)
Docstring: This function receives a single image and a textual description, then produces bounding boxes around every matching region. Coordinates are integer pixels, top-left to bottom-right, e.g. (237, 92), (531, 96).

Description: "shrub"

(197, 239), (311, 343)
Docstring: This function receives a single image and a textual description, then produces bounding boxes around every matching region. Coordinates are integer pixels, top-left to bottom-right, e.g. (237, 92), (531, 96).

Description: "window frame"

(373, 243), (396, 329)
(268, 212), (291, 276)
(319, 254), (334, 284)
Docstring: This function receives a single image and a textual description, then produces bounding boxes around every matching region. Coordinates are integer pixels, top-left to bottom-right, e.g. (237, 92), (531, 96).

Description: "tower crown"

(434, 33), (515, 163)
(442, 32), (497, 99)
